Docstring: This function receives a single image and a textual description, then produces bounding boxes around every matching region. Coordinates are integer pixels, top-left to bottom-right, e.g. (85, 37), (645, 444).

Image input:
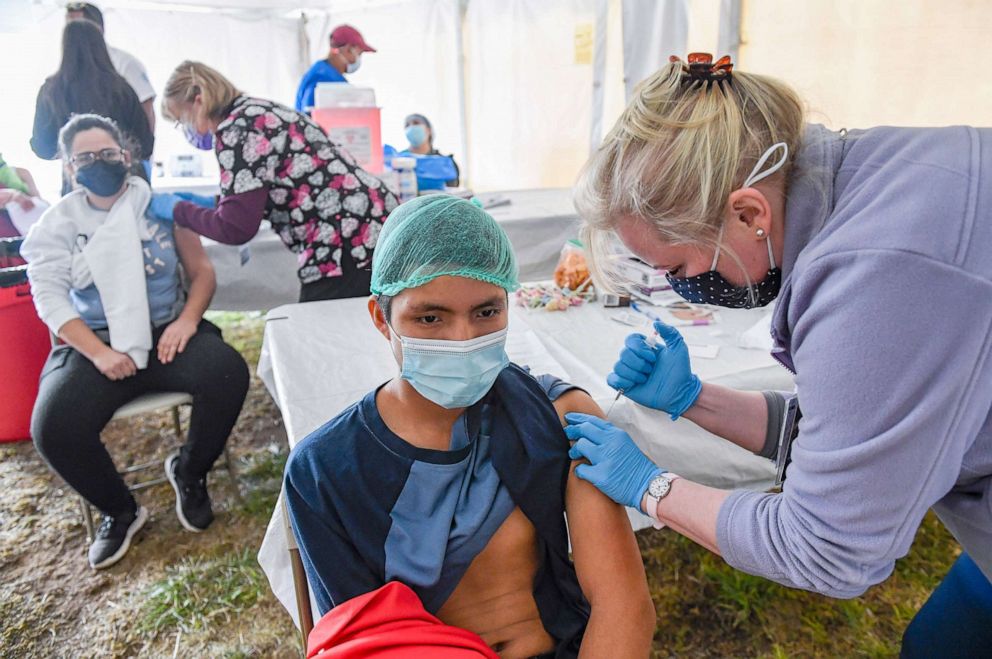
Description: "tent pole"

(455, 0), (470, 187)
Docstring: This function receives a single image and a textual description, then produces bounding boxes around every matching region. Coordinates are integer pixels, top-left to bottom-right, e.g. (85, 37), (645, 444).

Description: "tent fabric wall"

(739, 0), (992, 131)
(717, 0), (742, 63)
(464, 0), (598, 191)
(9, 1), (992, 201)
(620, 0), (689, 102)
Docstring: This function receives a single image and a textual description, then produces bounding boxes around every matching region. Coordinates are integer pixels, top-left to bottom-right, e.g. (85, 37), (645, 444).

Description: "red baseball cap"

(330, 25), (376, 53)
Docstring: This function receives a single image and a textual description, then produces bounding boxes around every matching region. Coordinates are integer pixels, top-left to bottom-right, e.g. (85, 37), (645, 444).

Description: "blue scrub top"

(294, 60), (347, 113)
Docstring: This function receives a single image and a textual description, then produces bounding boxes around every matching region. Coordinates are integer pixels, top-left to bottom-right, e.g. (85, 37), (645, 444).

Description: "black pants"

(298, 252), (372, 302)
(31, 320), (250, 517)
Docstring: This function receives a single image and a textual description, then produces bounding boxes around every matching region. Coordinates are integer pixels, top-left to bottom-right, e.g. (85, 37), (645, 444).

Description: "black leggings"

(298, 252), (372, 302)
(31, 320), (249, 517)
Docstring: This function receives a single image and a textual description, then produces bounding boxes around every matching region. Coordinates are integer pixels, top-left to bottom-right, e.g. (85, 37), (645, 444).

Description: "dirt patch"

(1, 314), (300, 658)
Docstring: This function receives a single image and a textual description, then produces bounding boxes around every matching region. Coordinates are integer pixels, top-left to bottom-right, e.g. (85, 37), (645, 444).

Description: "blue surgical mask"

(394, 327), (509, 409)
(346, 54), (362, 75)
(405, 124), (428, 148)
(183, 124), (214, 151)
(666, 142), (788, 309)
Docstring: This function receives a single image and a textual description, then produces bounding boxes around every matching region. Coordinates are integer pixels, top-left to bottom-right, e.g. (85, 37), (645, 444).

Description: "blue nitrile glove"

(564, 413), (664, 510)
(607, 320), (702, 420)
(174, 191), (216, 208)
(149, 192), (182, 221)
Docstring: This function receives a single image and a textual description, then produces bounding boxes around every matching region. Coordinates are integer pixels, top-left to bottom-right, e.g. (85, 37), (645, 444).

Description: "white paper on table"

(506, 317), (569, 377)
(738, 310), (775, 351)
(5, 198), (49, 236)
(687, 344), (720, 359)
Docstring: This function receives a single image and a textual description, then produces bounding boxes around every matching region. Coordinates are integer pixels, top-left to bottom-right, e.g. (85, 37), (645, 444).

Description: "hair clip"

(669, 52), (733, 91)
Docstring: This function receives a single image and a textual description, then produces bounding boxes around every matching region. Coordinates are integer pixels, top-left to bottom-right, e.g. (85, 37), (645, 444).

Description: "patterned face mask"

(666, 235), (780, 308)
(666, 142), (788, 309)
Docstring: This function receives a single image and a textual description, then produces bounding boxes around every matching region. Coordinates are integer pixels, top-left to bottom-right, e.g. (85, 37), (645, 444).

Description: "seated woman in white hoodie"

(22, 114), (249, 569)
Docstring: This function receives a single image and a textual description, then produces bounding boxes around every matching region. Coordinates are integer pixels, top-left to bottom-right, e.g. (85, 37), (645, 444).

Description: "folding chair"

(76, 391), (240, 543)
(284, 494), (315, 650)
(44, 332), (239, 541)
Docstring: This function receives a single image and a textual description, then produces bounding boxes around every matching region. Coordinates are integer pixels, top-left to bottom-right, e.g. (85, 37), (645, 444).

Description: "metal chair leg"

(223, 445), (243, 502)
(171, 406), (183, 439)
(79, 495), (95, 543)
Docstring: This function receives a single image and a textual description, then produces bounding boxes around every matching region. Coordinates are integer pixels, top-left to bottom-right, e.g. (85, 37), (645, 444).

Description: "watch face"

(648, 475), (671, 499)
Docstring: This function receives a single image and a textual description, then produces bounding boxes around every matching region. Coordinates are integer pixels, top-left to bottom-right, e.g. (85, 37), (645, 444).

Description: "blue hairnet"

(370, 195), (519, 296)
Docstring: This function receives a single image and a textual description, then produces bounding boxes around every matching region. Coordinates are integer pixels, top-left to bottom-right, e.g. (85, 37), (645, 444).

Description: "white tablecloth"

(254, 297), (794, 627)
(157, 183), (581, 311)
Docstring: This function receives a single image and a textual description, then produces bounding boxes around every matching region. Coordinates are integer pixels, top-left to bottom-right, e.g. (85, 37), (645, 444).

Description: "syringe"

(605, 332), (658, 418)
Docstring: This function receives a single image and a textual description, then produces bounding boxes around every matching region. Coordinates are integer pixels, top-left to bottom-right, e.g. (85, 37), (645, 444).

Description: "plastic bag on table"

(553, 239), (592, 292)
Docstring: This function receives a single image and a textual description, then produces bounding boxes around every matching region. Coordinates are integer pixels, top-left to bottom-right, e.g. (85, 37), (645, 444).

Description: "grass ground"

(0, 313), (958, 658)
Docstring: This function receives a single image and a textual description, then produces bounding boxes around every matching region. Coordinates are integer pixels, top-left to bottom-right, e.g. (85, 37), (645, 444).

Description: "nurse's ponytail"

(574, 56), (805, 292)
(161, 61), (242, 123)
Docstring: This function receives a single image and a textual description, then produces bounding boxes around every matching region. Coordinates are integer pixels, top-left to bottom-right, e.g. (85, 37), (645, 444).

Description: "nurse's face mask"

(345, 47), (362, 74)
(389, 324), (510, 409)
(177, 97), (214, 151)
(666, 142), (788, 309)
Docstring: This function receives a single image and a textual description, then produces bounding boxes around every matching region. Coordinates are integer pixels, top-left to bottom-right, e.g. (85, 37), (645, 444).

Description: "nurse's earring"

(756, 228), (766, 238)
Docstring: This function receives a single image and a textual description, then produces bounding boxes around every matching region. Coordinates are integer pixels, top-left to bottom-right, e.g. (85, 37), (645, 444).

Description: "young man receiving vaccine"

(284, 195), (654, 658)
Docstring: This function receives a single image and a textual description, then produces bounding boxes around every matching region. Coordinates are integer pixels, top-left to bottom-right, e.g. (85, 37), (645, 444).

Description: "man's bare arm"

(553, 390), (655, 658)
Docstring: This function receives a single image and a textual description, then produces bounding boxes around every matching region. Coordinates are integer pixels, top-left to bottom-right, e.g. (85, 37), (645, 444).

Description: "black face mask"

(667, 235), (781, 309)
(75, 160), (128, 197)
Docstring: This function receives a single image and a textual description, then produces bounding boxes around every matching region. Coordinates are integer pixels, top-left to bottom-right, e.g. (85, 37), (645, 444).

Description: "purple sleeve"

(716, 249), (992, 598)
(173, 186), (269, 245)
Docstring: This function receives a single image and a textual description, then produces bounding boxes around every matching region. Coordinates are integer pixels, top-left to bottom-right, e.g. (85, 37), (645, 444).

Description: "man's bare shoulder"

(551, 387), (603, 427)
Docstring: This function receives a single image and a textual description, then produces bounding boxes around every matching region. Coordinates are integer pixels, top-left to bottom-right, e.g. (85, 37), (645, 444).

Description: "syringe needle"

(604, 332), (657, 419)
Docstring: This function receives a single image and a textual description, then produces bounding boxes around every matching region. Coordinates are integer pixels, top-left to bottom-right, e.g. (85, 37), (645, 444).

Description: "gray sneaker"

(88, 505), (148, 569)
(165, 452), (214, 532)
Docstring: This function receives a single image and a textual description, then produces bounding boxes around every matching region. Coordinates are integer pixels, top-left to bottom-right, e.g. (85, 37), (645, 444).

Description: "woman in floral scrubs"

(153, 60), (399, 302)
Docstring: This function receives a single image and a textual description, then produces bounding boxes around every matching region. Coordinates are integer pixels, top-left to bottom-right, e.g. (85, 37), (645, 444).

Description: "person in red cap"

(294, 24), (376, 114)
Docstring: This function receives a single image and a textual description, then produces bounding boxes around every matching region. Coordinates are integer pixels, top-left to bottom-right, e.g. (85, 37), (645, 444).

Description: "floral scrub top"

(215, 95), (399, 284)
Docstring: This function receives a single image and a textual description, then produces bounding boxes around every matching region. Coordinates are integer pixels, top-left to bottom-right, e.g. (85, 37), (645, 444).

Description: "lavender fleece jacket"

(716, 124), (992, 597)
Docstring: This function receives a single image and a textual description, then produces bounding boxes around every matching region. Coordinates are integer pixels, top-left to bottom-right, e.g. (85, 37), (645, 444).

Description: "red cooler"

(0, 265), (51, 442)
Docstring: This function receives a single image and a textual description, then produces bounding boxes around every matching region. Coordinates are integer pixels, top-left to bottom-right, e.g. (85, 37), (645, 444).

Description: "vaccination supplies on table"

(610, 309), (721, 361)
(168, 152), (203, 177)
(392, 157), (418, 203)
(602, 292), (632, 308)
(383, 146), (458, 191)
(515, 282), (593, 312)
(631, 300), (718, 327)
(615, 256), (668, 288)
(553, 240), (591, 291)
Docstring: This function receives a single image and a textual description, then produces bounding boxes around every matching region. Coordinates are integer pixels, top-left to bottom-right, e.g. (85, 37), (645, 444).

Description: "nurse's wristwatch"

(641, 471), (681, 528)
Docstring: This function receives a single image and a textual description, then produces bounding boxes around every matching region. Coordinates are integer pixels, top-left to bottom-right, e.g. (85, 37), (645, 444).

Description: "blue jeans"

(901, 553), (992, 658)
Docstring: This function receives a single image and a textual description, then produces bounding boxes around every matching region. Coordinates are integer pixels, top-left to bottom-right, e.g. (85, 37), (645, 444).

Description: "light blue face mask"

(405, 124), (428, 148)
(394, 327), (509, 409)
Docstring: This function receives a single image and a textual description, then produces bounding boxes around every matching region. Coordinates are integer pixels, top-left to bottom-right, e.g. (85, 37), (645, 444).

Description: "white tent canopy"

(4, 0), (992, 200)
